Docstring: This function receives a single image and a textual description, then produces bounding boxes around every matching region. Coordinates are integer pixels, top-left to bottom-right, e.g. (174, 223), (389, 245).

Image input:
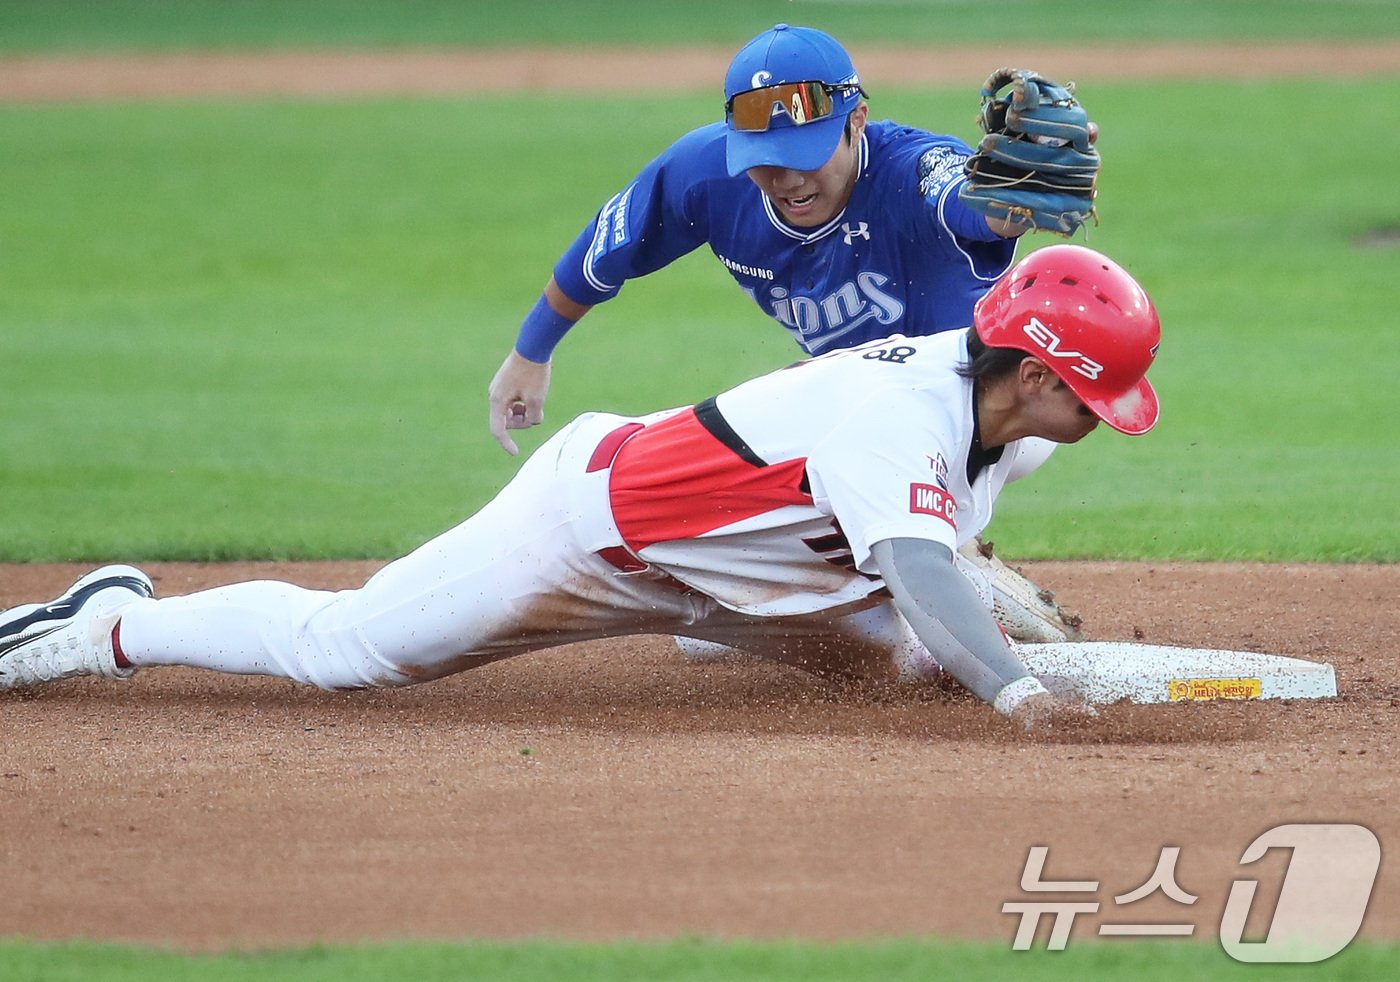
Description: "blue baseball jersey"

(552, 119), (1017, 354)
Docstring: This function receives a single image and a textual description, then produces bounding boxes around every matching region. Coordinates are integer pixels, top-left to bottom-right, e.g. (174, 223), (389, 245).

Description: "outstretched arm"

(870, 537), (1087, 732)
(487, 278), (592, 455)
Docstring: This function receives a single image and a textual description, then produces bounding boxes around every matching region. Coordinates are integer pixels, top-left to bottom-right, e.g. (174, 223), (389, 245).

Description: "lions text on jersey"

(553, 120), (1017, 354)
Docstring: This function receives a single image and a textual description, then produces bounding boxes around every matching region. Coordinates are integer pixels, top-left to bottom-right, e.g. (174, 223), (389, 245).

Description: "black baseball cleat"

(0, 565), (154, 690)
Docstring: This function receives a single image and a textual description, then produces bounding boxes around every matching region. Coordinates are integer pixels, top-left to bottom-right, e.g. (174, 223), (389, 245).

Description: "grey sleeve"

(870, 537), (1037, 705)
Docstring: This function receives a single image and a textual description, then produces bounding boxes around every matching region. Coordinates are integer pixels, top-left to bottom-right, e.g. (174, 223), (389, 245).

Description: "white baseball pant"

(117, 413), (941, 689)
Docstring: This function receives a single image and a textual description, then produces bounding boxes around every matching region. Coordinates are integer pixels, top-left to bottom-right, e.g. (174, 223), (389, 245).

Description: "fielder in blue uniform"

(488, 24), (1100, 643)
(564, 121), (1010, 354)
(487, 24), (1063, 454)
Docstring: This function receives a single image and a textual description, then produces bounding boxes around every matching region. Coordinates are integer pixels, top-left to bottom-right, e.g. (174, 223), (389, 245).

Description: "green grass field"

(4, 937), (1396, 981)
(3, 79), (1398, 561)
(2, 0), (1397, 51)
(2, 3), (1398, 978)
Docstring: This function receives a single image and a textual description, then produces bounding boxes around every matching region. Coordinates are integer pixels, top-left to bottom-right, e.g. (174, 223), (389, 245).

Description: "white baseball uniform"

(118, 330), (1052, 688)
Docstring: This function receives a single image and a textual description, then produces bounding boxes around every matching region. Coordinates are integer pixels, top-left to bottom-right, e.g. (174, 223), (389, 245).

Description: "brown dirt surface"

(4, 43), (1399, 953)
(2, 560), (1397, 950)
(4, 41), (1400, 103)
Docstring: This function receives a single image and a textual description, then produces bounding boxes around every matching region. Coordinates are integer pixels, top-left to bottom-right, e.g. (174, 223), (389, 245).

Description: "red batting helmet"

(974, 244), (1161, 435)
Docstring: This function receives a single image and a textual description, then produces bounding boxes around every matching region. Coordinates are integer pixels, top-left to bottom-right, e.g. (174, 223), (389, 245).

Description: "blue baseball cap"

(724, 24), (863, 177)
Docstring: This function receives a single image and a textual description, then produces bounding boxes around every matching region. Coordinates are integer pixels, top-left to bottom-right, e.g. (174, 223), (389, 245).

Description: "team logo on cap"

(1021, 316), (1104, 380)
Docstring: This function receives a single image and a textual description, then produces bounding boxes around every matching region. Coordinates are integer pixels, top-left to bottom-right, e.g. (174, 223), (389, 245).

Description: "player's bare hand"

(1008, 691), (1098, 737)
(488, 350), (551, 456)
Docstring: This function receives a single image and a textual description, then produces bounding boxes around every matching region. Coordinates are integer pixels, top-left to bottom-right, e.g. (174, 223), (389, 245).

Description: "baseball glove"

(958, 68), (1100, 236)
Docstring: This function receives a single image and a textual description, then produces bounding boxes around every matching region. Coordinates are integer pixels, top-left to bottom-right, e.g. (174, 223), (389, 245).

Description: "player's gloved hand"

(488, 350), (552, 456)
(1008, 690), (1098, 737)
(958, 68), (1100, 237)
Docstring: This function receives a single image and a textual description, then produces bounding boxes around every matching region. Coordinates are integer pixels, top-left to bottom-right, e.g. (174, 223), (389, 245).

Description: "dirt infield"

(3, 42), (1399, 952)
(2, 560), (1397, 950)
(5, 40), (1400, 103)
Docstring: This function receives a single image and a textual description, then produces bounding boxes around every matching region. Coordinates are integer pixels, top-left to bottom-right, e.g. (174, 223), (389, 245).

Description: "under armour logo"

(841, 222), (870, 244)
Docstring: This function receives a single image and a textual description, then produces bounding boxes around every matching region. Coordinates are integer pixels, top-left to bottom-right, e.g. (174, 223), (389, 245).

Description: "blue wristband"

(514, 294), (575, 364)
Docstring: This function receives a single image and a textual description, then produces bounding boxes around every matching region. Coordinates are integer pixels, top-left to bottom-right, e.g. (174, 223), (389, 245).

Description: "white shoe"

(0, 565), (154, 690)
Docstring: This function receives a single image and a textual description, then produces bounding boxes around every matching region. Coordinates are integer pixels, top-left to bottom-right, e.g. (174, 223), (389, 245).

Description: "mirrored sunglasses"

(726, 81), (865, 132)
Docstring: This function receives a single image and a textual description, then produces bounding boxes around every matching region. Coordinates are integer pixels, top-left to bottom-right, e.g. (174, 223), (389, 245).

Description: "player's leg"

(670, 541), (1080, 666)
(681, 598), (942, 683)
(671, 540), (1019, 681)
(107, 416), (702, 689)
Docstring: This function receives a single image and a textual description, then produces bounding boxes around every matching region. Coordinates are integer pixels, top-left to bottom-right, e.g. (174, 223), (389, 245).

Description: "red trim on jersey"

(586, 422), (644, 473)
(608, 408), (812, 553)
